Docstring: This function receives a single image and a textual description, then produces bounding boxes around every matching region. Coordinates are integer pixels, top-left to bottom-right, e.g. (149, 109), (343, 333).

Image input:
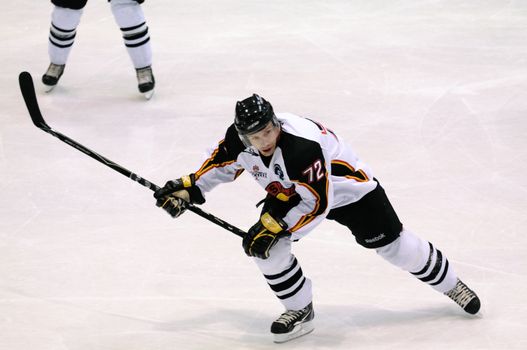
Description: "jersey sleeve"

(279, 132), (331, 237)
(193, 124), (245, 195)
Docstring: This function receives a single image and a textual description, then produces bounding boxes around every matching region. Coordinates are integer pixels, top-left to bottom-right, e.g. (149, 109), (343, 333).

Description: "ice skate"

(136, 65), (155, 100)
(271, 302), (314, 343)
(42, 63), (65, 92)
(444, 279), (481, 314)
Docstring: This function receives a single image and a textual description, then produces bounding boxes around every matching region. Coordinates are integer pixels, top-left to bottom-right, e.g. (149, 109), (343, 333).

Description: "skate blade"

(142, 89), (155, 100)
(273, 320), (314, 343)
(43, 84), (56, 92)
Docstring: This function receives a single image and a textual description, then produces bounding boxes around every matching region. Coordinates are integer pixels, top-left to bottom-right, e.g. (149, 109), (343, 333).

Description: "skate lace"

(137, 67), (153, 84)
(445, 281), (475, 307)
(275, 309), (305, 326)
(47, 64), (63, 78)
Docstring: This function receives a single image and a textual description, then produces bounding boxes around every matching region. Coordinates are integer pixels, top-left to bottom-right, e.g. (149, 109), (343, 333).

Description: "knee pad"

(376, 229), (429, 272)
(110, 0), (146, 29)
(110, 0), (140, 7)
(254, 238), (293, 275)
(51, 6), (83, 30)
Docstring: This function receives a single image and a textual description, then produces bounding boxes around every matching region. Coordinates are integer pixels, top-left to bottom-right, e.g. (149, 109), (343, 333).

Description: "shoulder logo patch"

(274, 164), (285, 180)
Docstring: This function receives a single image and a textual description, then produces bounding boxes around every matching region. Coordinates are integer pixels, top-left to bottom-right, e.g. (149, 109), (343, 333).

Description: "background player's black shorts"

(51, 0), (145, 10)
(52, 0), (88, 10)
(326, 179), (402, 249)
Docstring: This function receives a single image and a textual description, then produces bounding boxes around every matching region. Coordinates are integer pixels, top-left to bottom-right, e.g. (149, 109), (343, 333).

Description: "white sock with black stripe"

(110, 0), (152, 69)
(264, 257), (313, 310)
(255, 239), (313, 311)
(48, 6), (83, 65)
(376, 229), (457, 293)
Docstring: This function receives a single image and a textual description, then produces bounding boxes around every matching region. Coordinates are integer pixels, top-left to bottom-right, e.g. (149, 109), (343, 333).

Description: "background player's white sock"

(111, 0), (152, 69)
(48, 6), (83, 65)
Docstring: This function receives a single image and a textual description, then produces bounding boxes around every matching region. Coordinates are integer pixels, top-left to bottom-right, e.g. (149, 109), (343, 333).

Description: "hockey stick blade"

(18, 71), (245, 238)
(18, 72), (157, 191)
(19, 71), (50, 130)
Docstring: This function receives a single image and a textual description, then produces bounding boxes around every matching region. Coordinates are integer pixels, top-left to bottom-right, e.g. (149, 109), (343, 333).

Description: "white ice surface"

(1, 1), (527, 349)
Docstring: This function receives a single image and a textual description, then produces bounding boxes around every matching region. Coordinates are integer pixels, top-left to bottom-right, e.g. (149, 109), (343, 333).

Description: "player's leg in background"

(42, 0), (87, 90)
(109, 0), (154, 98)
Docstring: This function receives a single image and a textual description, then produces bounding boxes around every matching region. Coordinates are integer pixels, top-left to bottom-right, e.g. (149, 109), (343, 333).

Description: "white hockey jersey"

(193, 113), (377, 240)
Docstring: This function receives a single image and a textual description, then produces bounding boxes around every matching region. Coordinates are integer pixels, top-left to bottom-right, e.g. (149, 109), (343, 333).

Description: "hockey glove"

(154, 174), (204, 218)
(243, 213), (290, 259)
(157, 196), (187, 218)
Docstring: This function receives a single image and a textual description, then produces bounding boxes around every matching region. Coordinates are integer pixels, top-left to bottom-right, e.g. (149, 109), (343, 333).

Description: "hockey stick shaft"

(18, 71), (245, 238)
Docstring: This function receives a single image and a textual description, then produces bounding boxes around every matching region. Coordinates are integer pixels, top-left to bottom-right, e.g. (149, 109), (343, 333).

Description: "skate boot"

(136, 65), (155, 100)
(42, 63), (65, 92)
(271, 302), (314, 343)
(444, 279), (481, 314)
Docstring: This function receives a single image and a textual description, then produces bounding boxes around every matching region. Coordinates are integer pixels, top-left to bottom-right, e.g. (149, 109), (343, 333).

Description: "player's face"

(246, 121), (281, 156)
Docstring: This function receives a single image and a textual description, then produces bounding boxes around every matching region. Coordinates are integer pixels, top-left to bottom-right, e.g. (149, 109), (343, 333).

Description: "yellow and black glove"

(154, 174), (205, 218)
(243, 213), (290, 259)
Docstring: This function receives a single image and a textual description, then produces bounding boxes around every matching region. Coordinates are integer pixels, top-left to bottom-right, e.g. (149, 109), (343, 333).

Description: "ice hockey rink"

(1, 1), (526, 349)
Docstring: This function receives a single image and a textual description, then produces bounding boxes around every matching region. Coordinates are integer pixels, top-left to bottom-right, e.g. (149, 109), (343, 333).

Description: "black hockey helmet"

(234, 94), (278, 136)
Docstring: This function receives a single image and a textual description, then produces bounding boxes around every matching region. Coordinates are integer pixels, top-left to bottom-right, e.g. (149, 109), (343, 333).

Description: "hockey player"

(154, 94), (481, 343)
(42, 0), (155, 99)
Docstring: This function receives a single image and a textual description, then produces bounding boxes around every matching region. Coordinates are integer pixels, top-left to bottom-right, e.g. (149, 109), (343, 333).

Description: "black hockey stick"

(18, 71), (245, 238)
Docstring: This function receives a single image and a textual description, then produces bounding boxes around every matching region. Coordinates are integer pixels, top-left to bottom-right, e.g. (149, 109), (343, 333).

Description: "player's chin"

(260, 147), (275, 156)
